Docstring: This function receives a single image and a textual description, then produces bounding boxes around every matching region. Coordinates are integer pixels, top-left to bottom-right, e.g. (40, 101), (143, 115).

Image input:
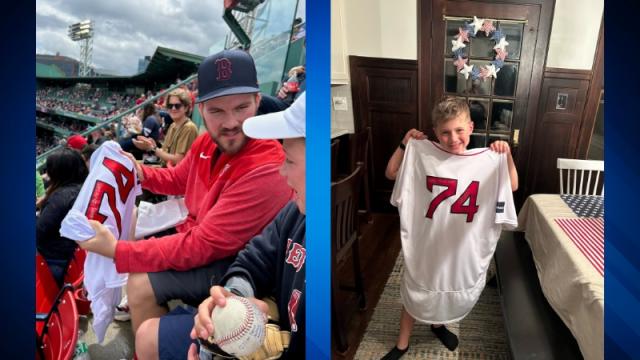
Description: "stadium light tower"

(68, 20), (94, 77)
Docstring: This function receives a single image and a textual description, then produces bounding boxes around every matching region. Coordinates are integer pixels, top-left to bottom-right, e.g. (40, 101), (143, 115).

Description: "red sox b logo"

(216, 58), (232, 81)
(285, 240), (306, 272)
(288, 289), (302, 332)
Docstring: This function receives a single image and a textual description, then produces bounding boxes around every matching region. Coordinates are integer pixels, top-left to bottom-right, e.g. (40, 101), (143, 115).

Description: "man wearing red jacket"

(78, 50), (293, 335)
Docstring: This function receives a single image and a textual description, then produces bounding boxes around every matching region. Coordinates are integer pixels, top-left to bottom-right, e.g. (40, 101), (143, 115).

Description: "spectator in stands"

(259, 65), (306, 114)
(121, 102), (161, 159)
(136, 93), (147, 105)
(157, 110), (173, 137)
(291, 17), (306, 41)
(277, 65), (306, 104)
(88, 127), (110, 147)
(81, 143), (98, 167)
(141, 102), (161, 141)
(36, 148), (89, 286)
(179, 83), (197, 116)
(122, 109), (144, 139)
(133, 88), (199, 167)
(66, 134), (88, 151)
(76, 50), (293, 340)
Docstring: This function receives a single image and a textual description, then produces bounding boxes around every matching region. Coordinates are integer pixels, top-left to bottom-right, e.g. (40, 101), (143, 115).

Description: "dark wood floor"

(332, 213), (402, 359)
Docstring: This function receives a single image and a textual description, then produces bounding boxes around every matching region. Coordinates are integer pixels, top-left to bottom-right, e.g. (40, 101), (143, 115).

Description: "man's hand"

(76, 220), (118, 258)
(489, 140), (511, 154)
(190, 286), (269, 341)
(119, 150), (145, 182)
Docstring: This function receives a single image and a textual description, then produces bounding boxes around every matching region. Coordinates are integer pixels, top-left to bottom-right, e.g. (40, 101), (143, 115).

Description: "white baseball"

(210, 295), (267, 357)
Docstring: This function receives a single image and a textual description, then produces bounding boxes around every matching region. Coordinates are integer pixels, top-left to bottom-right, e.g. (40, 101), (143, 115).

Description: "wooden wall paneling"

(349, 56), (418, 212)
(513, 0), (555, 204)
(525, 73), (590, 195)
(577, 19), (604, 159)
(418, 0), (433, 130)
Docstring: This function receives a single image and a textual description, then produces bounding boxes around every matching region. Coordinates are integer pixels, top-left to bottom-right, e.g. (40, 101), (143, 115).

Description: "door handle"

(512, 129), (520, 147)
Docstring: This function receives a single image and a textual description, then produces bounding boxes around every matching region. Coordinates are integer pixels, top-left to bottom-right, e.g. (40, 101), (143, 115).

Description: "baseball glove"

(200, 297), (291, 360)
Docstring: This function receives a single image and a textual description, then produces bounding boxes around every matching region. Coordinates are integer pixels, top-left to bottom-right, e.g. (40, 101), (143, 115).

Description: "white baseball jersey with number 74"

(391, 139), (517, 324)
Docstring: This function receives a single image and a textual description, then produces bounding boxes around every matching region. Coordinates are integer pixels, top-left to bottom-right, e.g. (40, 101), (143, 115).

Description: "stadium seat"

(36, 287), (79, 360)
(39, 313), (63, 360)
(63, 248), (92, 315)
(57, 289), (79, 360)
(37, 253), (79, 357)
(63, 248), (86, 289)
(36, 254), (60, 336)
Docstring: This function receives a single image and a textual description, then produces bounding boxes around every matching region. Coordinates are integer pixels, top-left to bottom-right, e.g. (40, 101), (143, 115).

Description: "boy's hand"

(490, 140), (511, 154)
(403, 129), (427, 145)
(187, 343), (199, 360)
(190, 286), (269, 341)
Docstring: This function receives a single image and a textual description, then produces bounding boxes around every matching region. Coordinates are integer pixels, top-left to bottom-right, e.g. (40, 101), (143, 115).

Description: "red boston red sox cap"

(66, 134), (87, 150)
(196, 49), (260, 104)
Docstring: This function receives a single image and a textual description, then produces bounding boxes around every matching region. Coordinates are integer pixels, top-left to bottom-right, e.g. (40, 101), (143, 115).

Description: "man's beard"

(210, 128), (248, 155)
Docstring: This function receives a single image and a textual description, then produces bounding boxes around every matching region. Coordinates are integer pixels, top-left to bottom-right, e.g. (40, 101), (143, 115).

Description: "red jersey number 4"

(426, 176), (479, 222)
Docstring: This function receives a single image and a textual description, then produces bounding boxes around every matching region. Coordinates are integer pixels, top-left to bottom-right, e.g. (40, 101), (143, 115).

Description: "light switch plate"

(332, 96), (348, 111)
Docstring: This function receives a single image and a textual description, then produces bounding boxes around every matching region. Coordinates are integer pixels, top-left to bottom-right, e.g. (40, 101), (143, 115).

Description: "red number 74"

(426, 176), (479, 222)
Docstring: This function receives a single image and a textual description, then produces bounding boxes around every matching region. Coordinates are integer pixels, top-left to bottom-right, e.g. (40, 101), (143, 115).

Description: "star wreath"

(451, 16), (509, 81)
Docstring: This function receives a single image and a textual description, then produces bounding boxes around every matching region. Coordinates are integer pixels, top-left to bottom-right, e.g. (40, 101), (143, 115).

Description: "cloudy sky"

(36, 0), (230, 75)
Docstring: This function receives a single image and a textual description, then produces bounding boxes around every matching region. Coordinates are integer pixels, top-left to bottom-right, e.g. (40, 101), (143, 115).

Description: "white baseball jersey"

(60, 141), (142, 342)
(391, 139), (517, 323)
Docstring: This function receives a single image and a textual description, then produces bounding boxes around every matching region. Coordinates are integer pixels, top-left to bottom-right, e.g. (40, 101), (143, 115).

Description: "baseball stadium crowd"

(35, 132), (62, 156)
(37, 87), (137, 120)
(36, 49), (306, 360)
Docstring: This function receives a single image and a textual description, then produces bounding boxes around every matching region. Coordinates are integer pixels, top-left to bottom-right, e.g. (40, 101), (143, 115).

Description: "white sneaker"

(114, 295), (130, 321)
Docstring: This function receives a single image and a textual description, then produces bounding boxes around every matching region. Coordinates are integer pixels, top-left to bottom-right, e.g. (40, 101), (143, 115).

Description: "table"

(518, 194), (604, 360)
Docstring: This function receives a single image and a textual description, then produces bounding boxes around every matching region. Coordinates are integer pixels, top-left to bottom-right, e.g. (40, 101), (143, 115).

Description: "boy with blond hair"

(383, 97), (518, 359)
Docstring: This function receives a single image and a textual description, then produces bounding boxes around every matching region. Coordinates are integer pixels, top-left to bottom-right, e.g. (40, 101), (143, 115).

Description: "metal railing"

(36, 73), (198, 170)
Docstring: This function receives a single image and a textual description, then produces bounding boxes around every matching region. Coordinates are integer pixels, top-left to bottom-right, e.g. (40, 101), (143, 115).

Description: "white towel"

(135, 198), (188, 239)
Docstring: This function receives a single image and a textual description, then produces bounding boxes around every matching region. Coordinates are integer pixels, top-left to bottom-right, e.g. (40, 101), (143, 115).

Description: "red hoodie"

(114, 133), (293, 273)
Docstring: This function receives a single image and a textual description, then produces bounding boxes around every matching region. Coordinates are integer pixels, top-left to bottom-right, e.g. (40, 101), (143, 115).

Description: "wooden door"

(420, 0), (555, 205)
(349, 56), (418, 212)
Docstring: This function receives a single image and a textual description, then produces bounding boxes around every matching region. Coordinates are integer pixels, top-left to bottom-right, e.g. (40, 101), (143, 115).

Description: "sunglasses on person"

(167, 103), (184, 110)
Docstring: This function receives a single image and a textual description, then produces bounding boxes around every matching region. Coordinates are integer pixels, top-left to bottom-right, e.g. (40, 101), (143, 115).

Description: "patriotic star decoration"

(460, 63), (474, 80)
(453, 56), (468, 71)
(453, 47), (466, 58)
(463, 22), (476, 36)
(494, 37), (509, 52)
(471, 16), (485, 35)
(451, 38), (466, 52)
(457, 27), (470, 43)
(480, 64), (499, 79)
(495, 48), (508, 61)
(480, 20), (496, 36)
(471, 66), (482, 80)
(491, 59), (505, 69)
(491, 29), (504, 42)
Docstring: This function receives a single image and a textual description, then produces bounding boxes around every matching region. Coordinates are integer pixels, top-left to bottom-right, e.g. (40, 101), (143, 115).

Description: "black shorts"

(148, 256), (236, 307)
